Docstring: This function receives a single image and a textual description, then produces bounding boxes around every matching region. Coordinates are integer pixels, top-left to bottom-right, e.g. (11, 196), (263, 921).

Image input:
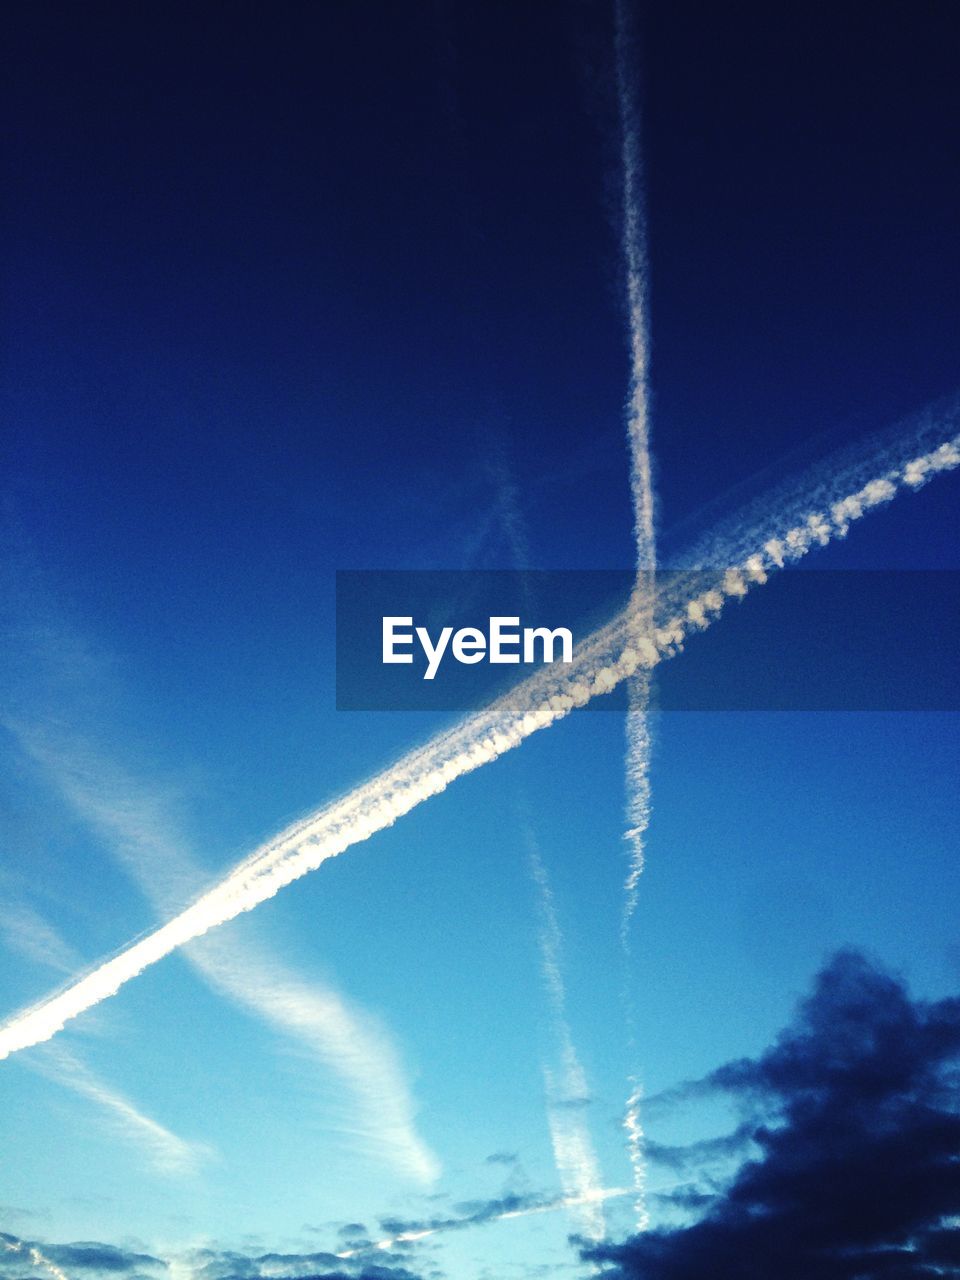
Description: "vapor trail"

(335, 1184), (635, 1259)
(11, 728), (439, 1184)
(490, 442), (606, 1238)
(614, 0), (657, 928)
(614, 0), (655, 1225)
(615, 0), (655, 573)
(622, 1078), (648, 1230)
(0, 418), (957, 1063)
(529, 830), (606, 1239)
(30, 1045), (211, 1174)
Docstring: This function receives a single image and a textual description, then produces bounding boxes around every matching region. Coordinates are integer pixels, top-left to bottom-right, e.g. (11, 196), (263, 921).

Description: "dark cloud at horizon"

(0, 1182), (575, 1280)
(0, 1235), (425, 1280)
(585, 950), (960, 1279)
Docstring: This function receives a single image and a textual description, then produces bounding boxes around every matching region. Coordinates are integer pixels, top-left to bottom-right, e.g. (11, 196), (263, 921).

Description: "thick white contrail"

(0, 421), (957, 1063)
(10, 728), (439, 1184)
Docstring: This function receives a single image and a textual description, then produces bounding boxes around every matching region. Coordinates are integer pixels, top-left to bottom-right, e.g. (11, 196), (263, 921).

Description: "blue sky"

(2, 4), (960, 1279)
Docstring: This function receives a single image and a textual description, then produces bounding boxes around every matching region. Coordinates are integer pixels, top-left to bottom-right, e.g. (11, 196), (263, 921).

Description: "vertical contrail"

(615, 0), (656, 574)
(0, 420), (955, 1064)
(614, 0), (654, 1229)
(489, 442), (606, 1239)
(527, 831), (607, 1241)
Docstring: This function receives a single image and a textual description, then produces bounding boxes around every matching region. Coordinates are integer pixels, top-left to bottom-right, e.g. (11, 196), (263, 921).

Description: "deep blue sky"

(1, 4), (959, 1279)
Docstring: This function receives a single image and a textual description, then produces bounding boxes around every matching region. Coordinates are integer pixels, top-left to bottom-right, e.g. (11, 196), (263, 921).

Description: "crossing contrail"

(614, 0), (656, 921)
(0, 418), (957, 1064)
(614, 0), (655, 1227)
(30, 1044), (211, 1174)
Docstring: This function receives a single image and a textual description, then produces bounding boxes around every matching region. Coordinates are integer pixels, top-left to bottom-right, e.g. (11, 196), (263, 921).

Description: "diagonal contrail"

(29, 1044), (211, 1174)
(0, 420), (956, 1062)
(335, 1184), (637, 1259)
(11, 726), (439, 1184)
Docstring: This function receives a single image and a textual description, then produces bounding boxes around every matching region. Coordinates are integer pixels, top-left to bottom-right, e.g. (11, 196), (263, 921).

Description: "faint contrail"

(0, 899), (82, 976)
(490, 441), (606, 1239)
(30, 1045), (211, 1174)
(335, 1184), (635, 1259)
(614, 0), (655, 1227)
(530, 828), (606, 1238)
(0, 419), (957, 1062)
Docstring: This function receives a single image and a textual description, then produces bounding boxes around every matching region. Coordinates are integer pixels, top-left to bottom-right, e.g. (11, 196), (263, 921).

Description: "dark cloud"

(0, 1236), (165, 1280)
(644, 1123), (754, 1174)
(377, 1189), (551, 1242)
(648, 1186), (717, 1214)
(585, 950), (960, 1279)
(46, 1247), (165, 1273)
(0, 1237), (424, 1280)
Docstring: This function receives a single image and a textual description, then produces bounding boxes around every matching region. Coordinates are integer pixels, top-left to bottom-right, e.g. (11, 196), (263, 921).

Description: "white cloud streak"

(335, 1184), (635, 1259)
(622, 1079), (648, 1231)
(526, 834), (606, 1240)
(614, 6), (656, 1225)
(0, 901), (82, 976)
(9, 732), (439, 1185)
(0, 420), (956, 1069)
(489, 441), (606, 1239)
(28, 1045), (211, 1175)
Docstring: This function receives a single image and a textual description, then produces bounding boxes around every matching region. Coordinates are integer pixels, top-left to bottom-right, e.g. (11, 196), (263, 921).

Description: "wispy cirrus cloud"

(0, 886), (206, 1177)
(335, 1184), (635, 1260)
(27, 1045), (211, 1176)
(0, 900), (82, 976)
(8, 721), (439, 1185)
